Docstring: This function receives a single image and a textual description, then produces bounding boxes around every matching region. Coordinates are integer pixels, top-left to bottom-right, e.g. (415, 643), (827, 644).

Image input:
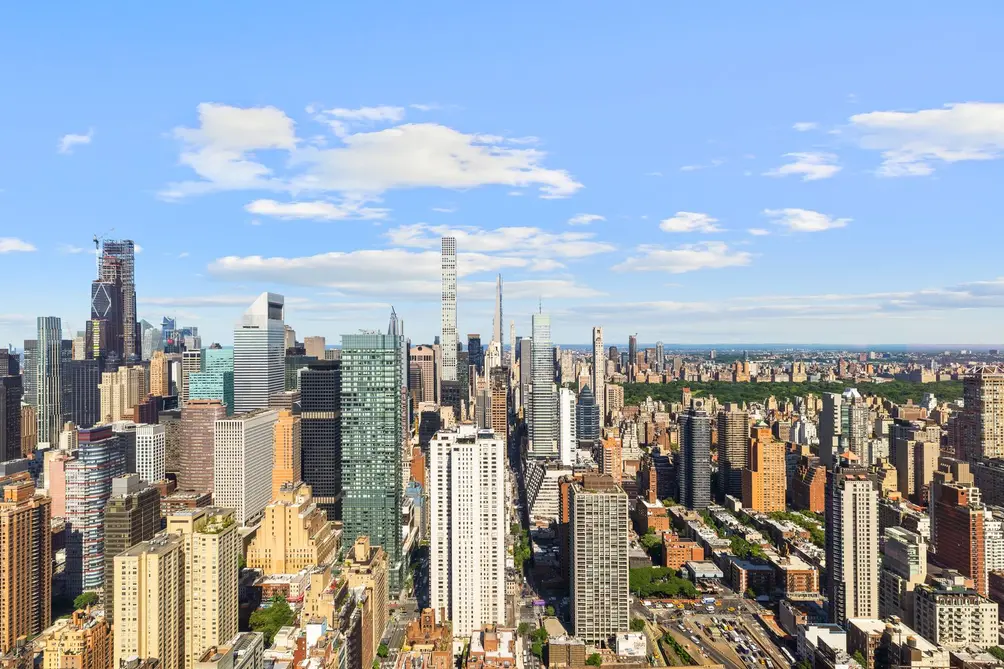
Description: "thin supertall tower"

(592, 327), (605, 423)
(36, 317), (65, 444)
(492, 274), (503, 346)
(441, 237), (458, 383)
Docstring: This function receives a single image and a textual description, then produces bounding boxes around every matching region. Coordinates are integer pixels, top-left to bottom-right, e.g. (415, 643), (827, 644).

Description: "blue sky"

(3, 3), (1004, 347)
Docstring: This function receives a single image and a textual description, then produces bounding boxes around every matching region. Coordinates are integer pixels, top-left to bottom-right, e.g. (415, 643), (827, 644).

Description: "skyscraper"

(429, 426), (506, 636)
(341, 333), (404, 590)
(440, 237), (458, 383)
(493, 274), (503, 346)
(0, 350), (22, 462)
(718, 405), (749, 500)
(304, 336), (326, 360)
(528, 312), (557, 458)
(879, 526), (927, 626)
(101, 239), (139, 361)
(558, 387), (577, 467)
(180, 349), (202, 405)
(214, 409), (278, 525)
(36, 317), (67, 445)
(628, 335), (637, 380)
(818, 393), (842, 469)
(489, 366), (508, 441)
(570, 475), (629, 642)
(575, 385), (600, 445)
(150, 350), (169, 397)
(678, 399), (712, 510)
(826, 462), (879, 623)
(66, 359), (101, 429)
(592, 327), (605, 422)
(741, 424), (786, 512)
(271, 409), (301, 500)
(189, 347), (235, 415)
(233, 293), (285, 414)
(135, 424), (166, 483)
(0, 471), (52, 653)
(963, 366), (1004, 461)
(103, 475), (161, 624)
(300, 360), (342, 516)
(467, 334), (484, 376)
(655, 341), (664, 373)
(178, 399), (227, 495)
(98, 365), (146, 423)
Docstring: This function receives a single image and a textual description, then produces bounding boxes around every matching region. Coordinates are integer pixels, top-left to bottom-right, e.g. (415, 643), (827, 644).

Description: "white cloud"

(178, 252), (190, 258)
(645, 171), (663, 177)
(432, 207), (457, 213)
(245, 198), (389, 221)
(59, 244), (90, 254)
(747, 228), (770, 236)
(410, 103), (441, 112)
(162, 103), (582, 200)
(764, 152), (841, 181)
(58, 129), (94, 154)
(612, 242), (752, 274)
(793, 122), (818, 132)
(850, 102), (1004, 177)
(385, 223), (615, 258)
(764, 208), (850, 232)
(0, 238), (36, 253)
(567, 213), (605, 226)
(659, 212), (723, 233)
(680, 159), (725, 172)
(325, 105), (405, 122)
(134, 243), (144, 253)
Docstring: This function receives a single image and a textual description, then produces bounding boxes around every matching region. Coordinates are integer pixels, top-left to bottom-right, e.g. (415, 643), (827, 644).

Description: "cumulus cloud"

(385, 223), (615, 258)
(567, 213), (605, 226)
(245, 198), (389, 221)
(659, 212), (723, 233)
(764, 152), (841, 181)
(161, 103), (581, 200)
(747, 228), (770, 236)
(850, 102), (1004, 176)
(793, 122), (818, 132)
(764, 208), (850, 232)
(612, 242), (752, 274)
(58, 129), (94, 154)
(679, 158), (725, 172)
(0, 238), (36, 253)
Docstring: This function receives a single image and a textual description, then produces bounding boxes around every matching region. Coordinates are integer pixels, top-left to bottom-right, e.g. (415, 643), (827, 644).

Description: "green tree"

(518, 622), (533, 638)
(377, 644), (389, 658)
(586, 653), (603, 666)
(74, 592), (99, 610)
(988, 648), (1004, 662)
(544, 605), (555, 617)
(851, 650), (867, 667)
(630, 618), (646, 632)
(531, 642), (543, 659)
(250, 595), (295, 646)
(372, 661), (381, 669)
(532, 627), (549, 644)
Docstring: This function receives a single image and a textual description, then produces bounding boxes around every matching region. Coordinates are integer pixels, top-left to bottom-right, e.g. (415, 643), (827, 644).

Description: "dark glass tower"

(300, 360), (342, 517)
(101, 240), (139, 361)
(467, 334), (484, 375)
(575, 385), (601, 445)
(66, 360), (101, 429)
(678, 398), (712, 510)
(0, 349), (22, 461)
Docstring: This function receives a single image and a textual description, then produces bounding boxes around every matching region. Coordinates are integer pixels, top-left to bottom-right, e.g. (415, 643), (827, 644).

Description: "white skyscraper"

(135, 424), (166, 483)
(592, 326), (605, 422)
(441, 237), (458, 382)
(233, 293), (285, 414)
(492, 274), (503, 346)
(558, 387), (577, 467)
(827, 463), (880, 623)
(528, 312), (557, 458)
(429, 425), (506, 636)
(214, 409), (278, 525)
(36, 316), (66, 444)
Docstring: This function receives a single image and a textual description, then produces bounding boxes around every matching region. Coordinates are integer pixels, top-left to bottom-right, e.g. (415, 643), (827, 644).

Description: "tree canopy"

(250, 595), (295, 646)
(629, 567), (698, 598)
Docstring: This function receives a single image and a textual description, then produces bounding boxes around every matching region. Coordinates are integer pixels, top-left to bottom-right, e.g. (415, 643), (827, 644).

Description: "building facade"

(246, 482), (340, 574)
(233, 293), (286, 414)
(678, 399), (712, 510)
(299, 361), (342, 516)
(826, 464), (879, 624)
(178, 399), (227, 495)
(213, 409), (278, 525)
(528, 313), (557, 458)
(103, 475), (161, 623)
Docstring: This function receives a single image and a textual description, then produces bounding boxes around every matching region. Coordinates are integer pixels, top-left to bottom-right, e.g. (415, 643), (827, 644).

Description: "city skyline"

(4, 5), (1004, 345)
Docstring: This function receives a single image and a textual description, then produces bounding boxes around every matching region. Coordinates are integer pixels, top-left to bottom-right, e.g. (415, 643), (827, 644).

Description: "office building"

(298, 360), (342, 516)
(65, 425), (126, 595)
(409, 346), (437, 404)
(247, 481), (340, 574)
(304, 336), (326, 360)
(181, 349), (202, 405)
(575, 385), (600, 445)
(40, 608), (112, 669)
(678, 399), (712, 510)
(166, 508), (240, 669)
(0, 350), (21, 462)
(528, 313), (557, 458)
(101, 239), (139, 360)
(742, 424), (786, 512)
(346, 536), (390, 662)
(932, 480), (987, 597)
(467, 334), (484, 376)
(150, 350), (169, 397)
(878, 526), (927, 626)
(570, 475), (629, 642)
(914, 572), (997, 649)
(429, 426), (506, 636)
(189, 348), (235, 415)
(114, 534), (185, 669)
(214, 409), (278, 525)
(592, 327), (605, 422)
(441, 237), (458, 383)
(0, 472), (52, 653)
(717, 405), (749, 499)
(341, 333), (404, 590)
(271, 409), (301, 499)
(627, 335), (637, 380)
(558, 388), (577, 467)
(36, 317), (68, 445)
(234, 293), (286, 414)
(66, 359), (101, 429)
(178, 399), (226, 495)
(104, 475), (161, 623)
(891, 420), (940, 504)
(98, 365), (146, 424)
(826, 462), (879, 623)
(489, 367), (507, 440)
(132, 424), (165, 484)
(962, 366), (1004, 460)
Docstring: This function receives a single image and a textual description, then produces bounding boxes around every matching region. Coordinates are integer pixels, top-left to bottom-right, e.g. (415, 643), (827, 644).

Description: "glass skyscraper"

(341, 333), (404, 591)
(233, 293), (285, 414)
(528, 313), (557, 458)
(189, 348), (235, 415)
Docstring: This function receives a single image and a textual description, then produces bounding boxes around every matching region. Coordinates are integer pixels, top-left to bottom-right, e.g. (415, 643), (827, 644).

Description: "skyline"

(5, 3), (1004, 345)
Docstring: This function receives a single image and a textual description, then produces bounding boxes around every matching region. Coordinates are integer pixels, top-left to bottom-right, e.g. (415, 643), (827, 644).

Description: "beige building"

(304, 336), (326, 360)
(247, 482), (340, 574)
(0, 472), (52, 653)
(40, 609), (112, 669)
(194, 632), (264, 669)
(271, 410), (301, 499)
(167, 508), (240, 669)
(605, 384), (624, 417)
(114, 534), (186, 669)
(742, 425), (787, 512)
(99, 365), (147, 423)
(346, 536), (389, 662)
(150, 350), (170, 397)
(409, 345), (438, 404)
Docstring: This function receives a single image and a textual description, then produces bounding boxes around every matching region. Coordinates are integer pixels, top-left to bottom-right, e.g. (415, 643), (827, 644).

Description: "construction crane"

(92, 227), (115, 278)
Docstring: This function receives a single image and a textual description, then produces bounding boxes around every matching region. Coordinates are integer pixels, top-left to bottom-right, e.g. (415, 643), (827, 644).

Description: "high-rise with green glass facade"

(189, 348), (235, 415)
(340, 333), (404, 591)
